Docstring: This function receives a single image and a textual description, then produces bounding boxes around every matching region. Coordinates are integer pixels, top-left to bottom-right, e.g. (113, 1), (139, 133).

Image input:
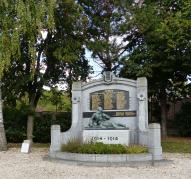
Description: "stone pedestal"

(148, 123), (162, 160)
(50, 125), (61, 152)
(83, 129), (130, 145)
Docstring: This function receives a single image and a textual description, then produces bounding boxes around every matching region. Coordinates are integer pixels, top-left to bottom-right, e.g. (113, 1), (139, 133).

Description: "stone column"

(61, 82), (82, 144)
(148, 123), (162, 160)
(71, 82), (82, 141)
(50, 125), (61, 152)
(137, 77), (148, 130)
(137, 77), (148, 145)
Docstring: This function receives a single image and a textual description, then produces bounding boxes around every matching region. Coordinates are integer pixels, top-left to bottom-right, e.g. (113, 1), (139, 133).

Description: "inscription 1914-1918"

(90, 90), (129, 111)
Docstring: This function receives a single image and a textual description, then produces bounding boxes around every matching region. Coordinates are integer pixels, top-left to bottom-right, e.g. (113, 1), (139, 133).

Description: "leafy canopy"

(0, 0), (56, 77)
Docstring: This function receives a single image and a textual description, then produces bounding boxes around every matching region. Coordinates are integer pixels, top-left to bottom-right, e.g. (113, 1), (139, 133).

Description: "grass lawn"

(162, 137), (191, 153)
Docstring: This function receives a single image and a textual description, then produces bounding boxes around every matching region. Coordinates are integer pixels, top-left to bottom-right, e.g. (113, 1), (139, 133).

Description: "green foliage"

(3, 106), (71, 143)
(0, 0), (56, 77)
(62, 140), (148, 154)
(78, 0), (133, 71)
(33, 112), (71, 143)
(38, 90), (71, 112)
(120, 0), (191, 135)
(126, 145), (149, 154)
(3, 107), (27, 142)
(120, 0), (191, 94)
(1, 0), (90, 143)
(61, 139), (82, 153)
(1, 0), (91, 108)
(174, 102), (191, 137)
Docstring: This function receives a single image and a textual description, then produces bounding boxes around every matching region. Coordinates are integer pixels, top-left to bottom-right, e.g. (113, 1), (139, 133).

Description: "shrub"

(3, 107), (71, 143)
(61, 139), (81, 153)
(3, 107), (27, 143)
(174, 102), (191, 137)
(61, 140), (148, 154)
(126, 145), (148, 154)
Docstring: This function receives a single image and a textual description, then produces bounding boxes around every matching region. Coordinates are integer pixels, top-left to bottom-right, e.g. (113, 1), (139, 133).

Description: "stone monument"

(50, 72), (162, 160)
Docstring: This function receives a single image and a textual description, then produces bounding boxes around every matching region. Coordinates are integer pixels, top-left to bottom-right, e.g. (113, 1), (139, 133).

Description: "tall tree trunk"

(26, 92), (41, 142)
(27, 95), (35, 142)
(0, 88), (7, 151)
(160, 93), (167, 138)
(27, 114), (34, 141)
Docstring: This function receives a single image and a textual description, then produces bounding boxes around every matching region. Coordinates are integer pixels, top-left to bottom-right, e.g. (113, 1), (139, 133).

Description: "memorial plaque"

(83, 130), (130, 145)
(83, 111), (136, 118)
(104, 90), (113, 110)
(90, 90), (129, 110)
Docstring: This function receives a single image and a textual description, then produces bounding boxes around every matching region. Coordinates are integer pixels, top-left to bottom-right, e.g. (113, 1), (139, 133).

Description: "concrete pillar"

(137, 77), (148, 131)
(61, 82), (83, 144)
(148, 123), (162, 160)
(50, 125), (61, 152)
(137, 77), (148, 145)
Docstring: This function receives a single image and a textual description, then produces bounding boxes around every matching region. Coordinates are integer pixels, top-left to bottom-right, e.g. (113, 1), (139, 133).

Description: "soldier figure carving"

(88, 107), (128, 129)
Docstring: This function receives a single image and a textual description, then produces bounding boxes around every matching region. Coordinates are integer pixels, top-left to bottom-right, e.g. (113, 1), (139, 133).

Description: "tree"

(0, 0), (56, 150)
(174, 102), (191, 137)
(1, 0), (91, 141)
(120, 0), (191, 137)
(78, 0), (134, 72)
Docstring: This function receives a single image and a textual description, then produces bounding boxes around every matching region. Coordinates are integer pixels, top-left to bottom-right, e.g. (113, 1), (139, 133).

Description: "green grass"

(162, 138), (191, 153)
(61, 140), (148, 154)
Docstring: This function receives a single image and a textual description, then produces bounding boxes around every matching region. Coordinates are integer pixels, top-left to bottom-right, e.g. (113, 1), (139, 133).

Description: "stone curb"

(48, 152), (171, 167)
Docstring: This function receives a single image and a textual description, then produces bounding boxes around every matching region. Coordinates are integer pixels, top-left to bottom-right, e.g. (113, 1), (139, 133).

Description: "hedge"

(3, 107), (71, 143)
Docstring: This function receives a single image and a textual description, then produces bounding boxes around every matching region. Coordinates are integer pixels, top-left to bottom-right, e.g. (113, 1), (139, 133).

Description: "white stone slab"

(21, 140), (31, 153)
(83, 130), (130, 145)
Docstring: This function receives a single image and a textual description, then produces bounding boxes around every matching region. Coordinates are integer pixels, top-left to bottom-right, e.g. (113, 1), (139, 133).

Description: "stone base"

(83, 129), (130, 145)
(48, 152), (169, 167)
(149, 147), (163, 160)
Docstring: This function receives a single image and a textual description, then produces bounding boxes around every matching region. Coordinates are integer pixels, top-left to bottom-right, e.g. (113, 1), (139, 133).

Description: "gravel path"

(0, 148), (191, 179)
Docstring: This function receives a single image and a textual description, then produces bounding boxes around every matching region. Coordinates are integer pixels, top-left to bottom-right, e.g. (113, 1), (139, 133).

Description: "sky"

(85, 49), (102, 80)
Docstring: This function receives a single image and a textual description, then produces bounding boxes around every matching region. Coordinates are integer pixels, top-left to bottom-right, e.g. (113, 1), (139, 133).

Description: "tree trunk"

(27, 114), (34, 141)
(161, 94), (167, 138)
(0, 88), (7, 151)
(0, 122), (7, 151)
(26, 92), (41, 142)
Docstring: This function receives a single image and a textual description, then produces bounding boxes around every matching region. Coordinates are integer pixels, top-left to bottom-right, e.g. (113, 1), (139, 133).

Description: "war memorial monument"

(49, 72), (163, 164)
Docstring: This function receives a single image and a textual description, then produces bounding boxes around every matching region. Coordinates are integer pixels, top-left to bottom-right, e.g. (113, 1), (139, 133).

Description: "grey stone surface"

(21, 140), (32, 153)
(50, 73), (163, 164)
(77, 154), (96, 162)
(137, 77), (148, 132)
(50, 125), (61, 153)
(61, 81), (83, 144)
(138, 131), (148, 146)
(83, 129), (130, 145)
(127, 154), (152, 161)
(72, 81), (82, 91)
(95, 154), (108, 162)
(48, 152), (165, 166)
(148, 123), (162, 160)
(107, 154), (127, 163)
